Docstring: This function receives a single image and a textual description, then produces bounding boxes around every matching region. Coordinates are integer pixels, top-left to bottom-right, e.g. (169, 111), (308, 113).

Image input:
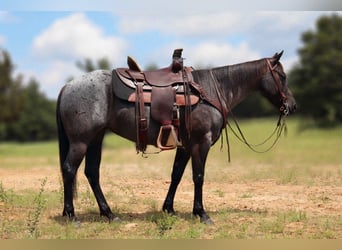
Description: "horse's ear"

(272, 50), (284, 63)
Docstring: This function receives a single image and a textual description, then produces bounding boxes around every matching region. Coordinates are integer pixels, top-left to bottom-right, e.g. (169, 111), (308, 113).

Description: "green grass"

(0, 118), (341, 239)
(225, 117), (342, 165)
(207, 117), (342, 186)
(0, 141), (57, 157)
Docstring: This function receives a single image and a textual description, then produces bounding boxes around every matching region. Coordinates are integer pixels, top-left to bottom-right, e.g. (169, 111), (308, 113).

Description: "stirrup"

(157, 125), (181, 150)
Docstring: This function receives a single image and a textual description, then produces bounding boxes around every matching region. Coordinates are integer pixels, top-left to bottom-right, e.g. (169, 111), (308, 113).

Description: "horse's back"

(58, 70), (113, 140)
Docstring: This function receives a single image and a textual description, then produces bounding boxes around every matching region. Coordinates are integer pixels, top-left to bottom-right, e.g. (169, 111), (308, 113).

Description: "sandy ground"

(1, 164), (341, 217)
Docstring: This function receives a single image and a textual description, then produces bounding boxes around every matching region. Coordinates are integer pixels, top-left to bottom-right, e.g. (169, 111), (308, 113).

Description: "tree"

(0, 50), (24, 123)
(0, 49), (57, 141)
(4, 79), (57, 141)
(76, 57), (112, 72)
(289, 14), (342, 126)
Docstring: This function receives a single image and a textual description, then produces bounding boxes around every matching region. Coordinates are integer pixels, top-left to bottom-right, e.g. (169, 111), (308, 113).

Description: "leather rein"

(210, 59), (289, 162)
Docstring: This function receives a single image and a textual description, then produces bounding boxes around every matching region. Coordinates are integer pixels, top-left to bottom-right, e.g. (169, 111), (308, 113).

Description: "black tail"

(56, 86), (69, 171)
(56, 86), (78, 197)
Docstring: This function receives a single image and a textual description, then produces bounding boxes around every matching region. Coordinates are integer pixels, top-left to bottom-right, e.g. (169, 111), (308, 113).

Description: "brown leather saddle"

(112, 49), (199, 153)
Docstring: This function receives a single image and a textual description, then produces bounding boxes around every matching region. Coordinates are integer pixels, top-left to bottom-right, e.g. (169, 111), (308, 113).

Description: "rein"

(226, 112), (287, 155)
(210, 59), (289, 162)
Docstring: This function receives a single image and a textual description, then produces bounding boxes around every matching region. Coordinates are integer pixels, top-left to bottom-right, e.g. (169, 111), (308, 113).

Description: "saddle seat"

(116, 48), (188, 91)
(112, 49), (199, 152)
(116, 65), (187, 91)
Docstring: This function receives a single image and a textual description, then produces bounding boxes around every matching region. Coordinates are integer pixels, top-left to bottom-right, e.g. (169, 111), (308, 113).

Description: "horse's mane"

(212, 59), (266, 88)
(191, 58), (267, 99)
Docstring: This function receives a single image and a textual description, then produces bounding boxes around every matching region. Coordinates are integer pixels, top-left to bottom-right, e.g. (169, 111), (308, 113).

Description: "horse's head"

(260, 51), (297, 116)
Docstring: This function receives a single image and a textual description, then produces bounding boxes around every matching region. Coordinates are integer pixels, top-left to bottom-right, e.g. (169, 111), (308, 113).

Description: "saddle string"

(182, 67), (192, 138)
(209, 70), (231, 162)
(135, 83), (148, 154)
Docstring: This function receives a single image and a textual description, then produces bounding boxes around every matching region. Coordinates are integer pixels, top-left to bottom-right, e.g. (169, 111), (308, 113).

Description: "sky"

(0, 1), (341, 99)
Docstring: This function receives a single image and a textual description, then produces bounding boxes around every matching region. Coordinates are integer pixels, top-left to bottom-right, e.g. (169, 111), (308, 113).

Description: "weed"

(26, 177), (47, 238)
(153, 212), (178, 236)
(144, 198), (159, 212)
(0, 181), (8, 203)
(288, 210), (307, 223)
(278, 166), (298, 184)
(318, 219), (337, 239)
(214, 189), (225, 198)
(184, 225), (203, 238)
(80, 186), (96, 208)
(240, 193), (253, 199)
(319, 193), (331, 203)
(58, 177), (64, 204)
(259, 213), (286, 235)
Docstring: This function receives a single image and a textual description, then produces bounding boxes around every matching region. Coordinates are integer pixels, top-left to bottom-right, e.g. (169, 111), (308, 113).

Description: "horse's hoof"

(200, 217), (214, 225)
(162, 205), (176, 216)
(108, 215), (122, 224)
(64, 215), (81, 228)
(165, 210), (177, 217)
(72, 219), (82, 228)
(63, 213), (81, 226)
(100, 210), (121, 223)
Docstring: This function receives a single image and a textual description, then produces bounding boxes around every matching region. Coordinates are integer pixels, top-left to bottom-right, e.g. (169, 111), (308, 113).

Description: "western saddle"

(113, 49), (199, 153)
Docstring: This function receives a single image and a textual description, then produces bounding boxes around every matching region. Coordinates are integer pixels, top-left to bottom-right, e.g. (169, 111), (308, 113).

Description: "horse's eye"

(278, 71), (286, 81)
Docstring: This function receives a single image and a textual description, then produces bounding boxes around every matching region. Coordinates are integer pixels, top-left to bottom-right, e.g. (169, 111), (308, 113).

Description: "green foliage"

(289, 14), (342, 127)
(76, 57), (112, 72)
(4, 79), (57, 141)
(152, 212), (178, 236)
(26, 178), (47, 238)
(0, 49), (57, 141)
(0, 50), (24, 123)
(0, 181), (9, 203)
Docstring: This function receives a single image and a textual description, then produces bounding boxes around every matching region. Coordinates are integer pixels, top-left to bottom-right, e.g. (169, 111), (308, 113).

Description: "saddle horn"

(172, 48), (183, 73)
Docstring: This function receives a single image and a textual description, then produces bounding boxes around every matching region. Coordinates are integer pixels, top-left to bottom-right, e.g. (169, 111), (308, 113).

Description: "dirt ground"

(1, 164), (341, 218)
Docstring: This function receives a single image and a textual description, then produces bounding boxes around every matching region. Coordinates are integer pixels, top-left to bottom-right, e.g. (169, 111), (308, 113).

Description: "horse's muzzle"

(280, 101), (296, 116)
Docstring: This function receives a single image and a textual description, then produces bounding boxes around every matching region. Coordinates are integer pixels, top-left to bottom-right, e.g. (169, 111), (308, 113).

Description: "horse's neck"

(212, 60), (265, 109)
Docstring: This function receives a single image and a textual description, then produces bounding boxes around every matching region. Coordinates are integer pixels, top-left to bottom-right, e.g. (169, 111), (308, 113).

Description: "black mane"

(192, 58), (267, 107)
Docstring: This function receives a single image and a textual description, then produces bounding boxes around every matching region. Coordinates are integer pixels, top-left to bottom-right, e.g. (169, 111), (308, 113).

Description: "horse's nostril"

(293, 103), (297, 112)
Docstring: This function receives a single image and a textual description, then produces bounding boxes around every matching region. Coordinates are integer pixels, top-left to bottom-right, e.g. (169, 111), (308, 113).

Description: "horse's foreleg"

(62, 142), (87, 221)
(191, 141), (213, 225)
(162, 147), (190, 215)
(85, 137), (119, 223)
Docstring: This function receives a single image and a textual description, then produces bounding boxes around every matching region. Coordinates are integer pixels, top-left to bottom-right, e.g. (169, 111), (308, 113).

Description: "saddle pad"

(112, 69), (135, 100)
(112, 70), (200, 106)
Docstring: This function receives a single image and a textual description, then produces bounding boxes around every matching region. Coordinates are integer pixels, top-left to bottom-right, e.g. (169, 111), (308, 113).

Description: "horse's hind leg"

(62, 142), (87, 221)
(84, 135), (118, 222)
(162, 147), (190, 214)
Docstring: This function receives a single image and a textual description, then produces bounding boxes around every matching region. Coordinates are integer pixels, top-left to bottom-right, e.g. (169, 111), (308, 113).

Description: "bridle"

(266, 59), (290, 116)
(210, 59), (290, 162)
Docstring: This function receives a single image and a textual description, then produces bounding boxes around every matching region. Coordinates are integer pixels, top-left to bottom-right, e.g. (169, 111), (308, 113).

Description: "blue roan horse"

(56, 51), (296, 224)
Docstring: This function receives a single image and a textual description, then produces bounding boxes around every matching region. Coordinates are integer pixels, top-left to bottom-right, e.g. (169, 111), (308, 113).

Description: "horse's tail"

(56, 86), (68, 170)
(56, 86), (77, 196)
